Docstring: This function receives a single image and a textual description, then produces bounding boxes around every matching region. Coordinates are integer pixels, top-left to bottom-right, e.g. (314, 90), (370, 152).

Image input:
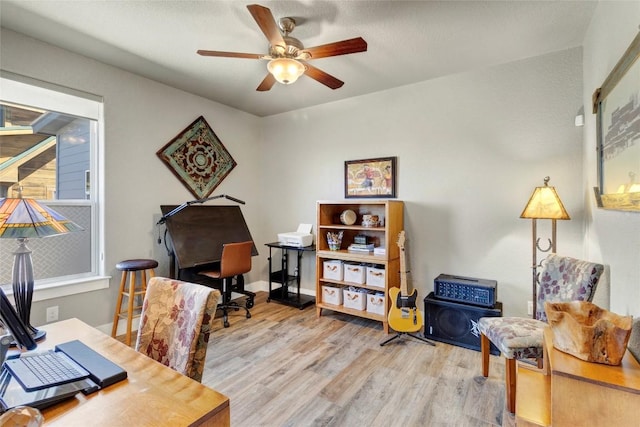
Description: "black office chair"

(199, 241), (255, 328)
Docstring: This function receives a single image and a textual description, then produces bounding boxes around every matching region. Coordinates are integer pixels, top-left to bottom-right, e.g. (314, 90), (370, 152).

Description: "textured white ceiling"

(0, 1), (597, 117)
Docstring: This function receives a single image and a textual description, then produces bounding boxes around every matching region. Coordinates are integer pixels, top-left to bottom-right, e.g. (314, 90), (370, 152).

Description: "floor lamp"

(519, 177), (570, 318)
(0, 197), (83, 341)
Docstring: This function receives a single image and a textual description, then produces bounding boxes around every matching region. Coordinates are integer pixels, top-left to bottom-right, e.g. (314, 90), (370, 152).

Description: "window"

(0, 73), (105, 296)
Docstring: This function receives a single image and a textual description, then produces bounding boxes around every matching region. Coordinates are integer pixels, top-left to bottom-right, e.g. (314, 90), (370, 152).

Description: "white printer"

(277, 223), (314, 247)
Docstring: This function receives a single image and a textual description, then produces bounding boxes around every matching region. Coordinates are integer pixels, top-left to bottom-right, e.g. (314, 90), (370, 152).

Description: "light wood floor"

(200, 292), (516, 427)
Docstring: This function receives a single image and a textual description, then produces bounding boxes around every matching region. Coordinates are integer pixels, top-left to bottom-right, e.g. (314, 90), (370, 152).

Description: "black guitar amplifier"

(434, 274), (497, 308)
(424, 292), (502, 355)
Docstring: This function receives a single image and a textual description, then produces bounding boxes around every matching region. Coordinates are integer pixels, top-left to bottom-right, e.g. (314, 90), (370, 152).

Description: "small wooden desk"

(516, 327), (640, 427)
(36, 319), (230, 426)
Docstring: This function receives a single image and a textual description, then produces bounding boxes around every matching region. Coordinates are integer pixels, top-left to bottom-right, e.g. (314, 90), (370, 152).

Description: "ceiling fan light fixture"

(267, 58), (305, 85)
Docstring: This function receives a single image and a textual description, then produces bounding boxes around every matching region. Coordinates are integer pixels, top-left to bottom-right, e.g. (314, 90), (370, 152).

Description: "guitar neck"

(399, 246), (409, 296)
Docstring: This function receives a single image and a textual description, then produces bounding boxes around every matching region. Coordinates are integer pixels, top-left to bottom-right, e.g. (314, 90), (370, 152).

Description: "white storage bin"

(323, 260), (343, 281)
(343, 288), (367, 311)
(322, 285), (343, 306)
(344, 263), (366, 284)
(366, 265), (386, 288)
(366, 293), (386, 315)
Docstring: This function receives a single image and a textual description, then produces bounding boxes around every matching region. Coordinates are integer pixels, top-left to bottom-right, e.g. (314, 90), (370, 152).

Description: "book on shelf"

(373, 247), (386, 256)
(349, 243), (374, 250)
(347, 244), (374, 253)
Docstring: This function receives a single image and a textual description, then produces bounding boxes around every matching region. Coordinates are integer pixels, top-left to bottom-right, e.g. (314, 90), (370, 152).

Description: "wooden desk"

(37, 319), (230, 426)
(516, 327), (640, 427)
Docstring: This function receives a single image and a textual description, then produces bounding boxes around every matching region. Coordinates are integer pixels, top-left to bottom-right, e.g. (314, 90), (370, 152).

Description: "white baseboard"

(98, 280), (317, 335)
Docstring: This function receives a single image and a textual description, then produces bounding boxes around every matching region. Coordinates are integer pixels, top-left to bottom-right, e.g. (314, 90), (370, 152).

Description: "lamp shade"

(0, 198), (83, 342)
(520, 177), (570, 220)
(0, 198), (83, 239)
(267, 58), (306, 85)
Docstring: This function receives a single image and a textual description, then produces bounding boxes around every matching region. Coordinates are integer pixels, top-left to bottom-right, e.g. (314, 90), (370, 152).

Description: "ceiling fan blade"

(304, 64), (344, 89)
(247, 4), (286, 48)
(256, 73), (277, 91)
(303, 37), (367, 60)
(197, 50), (263, 59)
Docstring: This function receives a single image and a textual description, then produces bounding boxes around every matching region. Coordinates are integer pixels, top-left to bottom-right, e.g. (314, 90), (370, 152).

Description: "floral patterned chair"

(477, 254), (604, 413)
(135, 276), (221, 383)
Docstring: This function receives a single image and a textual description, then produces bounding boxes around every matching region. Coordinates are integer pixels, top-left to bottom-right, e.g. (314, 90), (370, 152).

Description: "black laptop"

(0, 340), (127, 412)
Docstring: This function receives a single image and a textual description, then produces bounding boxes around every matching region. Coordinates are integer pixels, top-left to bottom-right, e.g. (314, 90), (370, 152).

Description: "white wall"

(261, 48), (585, 317)
(1, 28), (262, 327)
(2, 22), (594, 326)
(583, 2), (640, 317)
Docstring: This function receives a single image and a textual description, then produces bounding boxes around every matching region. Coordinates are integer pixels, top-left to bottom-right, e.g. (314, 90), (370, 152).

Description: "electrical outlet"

(46, 306), (59, 322)
(527, 301), (533, 316)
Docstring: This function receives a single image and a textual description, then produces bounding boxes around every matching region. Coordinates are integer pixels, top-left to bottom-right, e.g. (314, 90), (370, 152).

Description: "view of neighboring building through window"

(0, 76), (101, 286)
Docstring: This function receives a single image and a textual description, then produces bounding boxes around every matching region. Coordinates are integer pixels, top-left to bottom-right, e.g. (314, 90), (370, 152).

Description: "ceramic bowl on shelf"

(361, 214), (379, 227)
(340, 209), (357, 225)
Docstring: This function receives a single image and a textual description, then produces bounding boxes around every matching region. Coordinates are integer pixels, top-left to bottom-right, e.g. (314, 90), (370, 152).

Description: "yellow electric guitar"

(387, 231), (423, 333)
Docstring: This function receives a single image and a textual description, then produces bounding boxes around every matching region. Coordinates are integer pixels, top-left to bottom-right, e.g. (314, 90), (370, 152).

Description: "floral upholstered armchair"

(477, 254), (604, 413)
(135, 277), (221, 382)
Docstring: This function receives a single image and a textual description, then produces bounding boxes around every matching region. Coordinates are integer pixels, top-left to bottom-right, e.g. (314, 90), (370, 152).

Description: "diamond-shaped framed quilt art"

(157, 116), (237, 199)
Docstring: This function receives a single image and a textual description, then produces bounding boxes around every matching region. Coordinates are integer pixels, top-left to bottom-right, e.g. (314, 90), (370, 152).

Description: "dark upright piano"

(160, 204), (258, 296)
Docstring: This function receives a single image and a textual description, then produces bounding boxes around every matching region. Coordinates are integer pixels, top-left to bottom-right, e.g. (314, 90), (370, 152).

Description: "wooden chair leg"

(111, 271), (127, 337)
(141, 270), (148, 292)
(125, 272), (136, 347)
(505, 357), (517, 414)
(481, 333), (490, 377)
(145, 268), (155, 294)
(140, 268), (155, 296)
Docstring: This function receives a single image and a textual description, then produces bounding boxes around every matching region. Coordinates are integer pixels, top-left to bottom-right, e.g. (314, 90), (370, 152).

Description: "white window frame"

(0, 72), (108, 301)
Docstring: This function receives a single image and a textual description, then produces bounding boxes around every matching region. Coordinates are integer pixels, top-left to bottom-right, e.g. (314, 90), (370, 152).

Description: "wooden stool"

(111, 259), (158, 346)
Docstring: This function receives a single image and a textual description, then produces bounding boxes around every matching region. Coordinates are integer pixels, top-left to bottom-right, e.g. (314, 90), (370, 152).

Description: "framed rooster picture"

(345, 156), (396, 199)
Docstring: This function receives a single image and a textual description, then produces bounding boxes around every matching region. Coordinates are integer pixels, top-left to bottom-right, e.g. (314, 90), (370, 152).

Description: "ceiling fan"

(197, 4), (367, 91)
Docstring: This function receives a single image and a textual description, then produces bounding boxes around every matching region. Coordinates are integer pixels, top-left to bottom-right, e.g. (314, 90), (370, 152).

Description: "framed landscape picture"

(344, 156), (396, 198)
(593, 31), (640, 211)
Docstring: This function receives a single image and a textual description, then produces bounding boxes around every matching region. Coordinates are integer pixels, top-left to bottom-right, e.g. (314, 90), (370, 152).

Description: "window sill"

(30, 276), (111, 302)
